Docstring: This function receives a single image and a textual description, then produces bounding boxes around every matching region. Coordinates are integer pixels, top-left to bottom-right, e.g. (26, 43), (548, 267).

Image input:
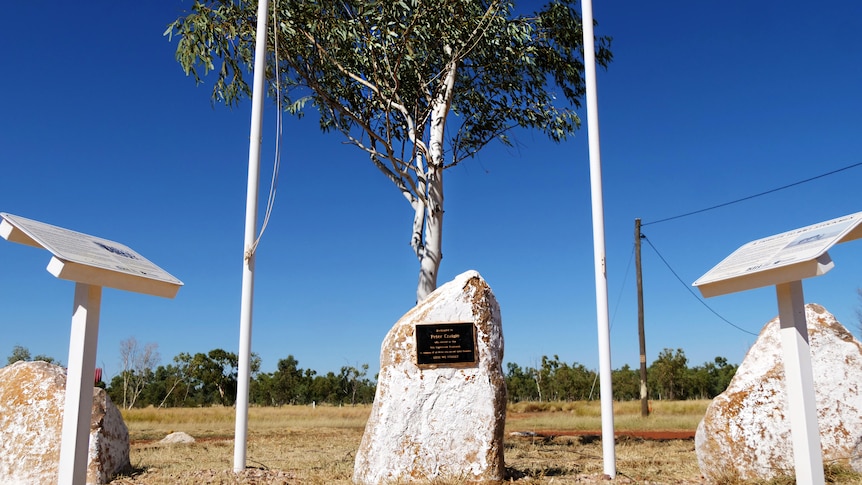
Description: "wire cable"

(587, 244), (635, 400)
(609, 243), (635, 330)
(643, 161), (862, 226)
(642, 235), (758, 337)
(250, 1), (283, 255)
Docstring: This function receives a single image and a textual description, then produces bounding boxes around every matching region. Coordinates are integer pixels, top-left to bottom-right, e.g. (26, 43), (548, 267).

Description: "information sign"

(692, 210), (862, 484)
(694, 211), (862, 298)
(1, 212), (183, 485)
(0, 213), (182, 298)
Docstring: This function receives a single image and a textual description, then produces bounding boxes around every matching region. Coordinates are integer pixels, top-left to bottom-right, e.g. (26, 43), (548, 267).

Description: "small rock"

(160, 431), (195, 444)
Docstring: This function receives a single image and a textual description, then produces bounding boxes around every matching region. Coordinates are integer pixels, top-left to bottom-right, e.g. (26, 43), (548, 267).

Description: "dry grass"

(506, 400), (708, 433)
(109, 402), (862, 484)
(122, 405), (369, 440)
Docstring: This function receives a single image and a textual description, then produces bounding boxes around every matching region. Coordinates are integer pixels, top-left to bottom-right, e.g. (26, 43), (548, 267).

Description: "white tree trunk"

(414, 51), (457, 302)
(415, 164), (443, 302)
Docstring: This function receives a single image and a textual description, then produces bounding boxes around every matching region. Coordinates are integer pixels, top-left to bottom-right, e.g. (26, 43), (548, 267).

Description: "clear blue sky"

(2, 1), (860, 381)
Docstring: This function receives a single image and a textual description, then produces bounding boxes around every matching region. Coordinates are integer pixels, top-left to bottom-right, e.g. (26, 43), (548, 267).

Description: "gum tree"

(118, 337), (160, 409)
(167, 0), (611, 301)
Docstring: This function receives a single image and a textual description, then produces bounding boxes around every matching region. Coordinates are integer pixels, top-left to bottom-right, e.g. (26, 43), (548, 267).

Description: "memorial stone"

(0, 361), (130, 484)
(353, 270), (506, 484)
(696, 304), (862, 482)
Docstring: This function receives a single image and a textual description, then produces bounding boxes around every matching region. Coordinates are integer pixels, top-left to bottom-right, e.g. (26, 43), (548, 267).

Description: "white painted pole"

(58, 283), (102, 485)
(775, 281), (825, 484)
(581, 0), (616, 478)
(233, 0), (269, 473)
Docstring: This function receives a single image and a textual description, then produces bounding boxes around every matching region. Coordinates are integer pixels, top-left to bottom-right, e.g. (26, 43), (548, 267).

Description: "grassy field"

(109, 401), (862, 484)
(507, 399), (708, 432)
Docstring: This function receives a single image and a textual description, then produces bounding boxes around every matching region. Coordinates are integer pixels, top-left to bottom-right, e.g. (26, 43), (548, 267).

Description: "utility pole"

(635, 218), (649, 417)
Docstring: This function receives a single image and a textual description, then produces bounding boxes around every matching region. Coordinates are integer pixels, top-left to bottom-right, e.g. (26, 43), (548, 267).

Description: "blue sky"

(1, 1), (860, 381)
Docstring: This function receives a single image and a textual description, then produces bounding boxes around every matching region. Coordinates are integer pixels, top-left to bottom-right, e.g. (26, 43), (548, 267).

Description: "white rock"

(696, 303), (862, 482)
(160, 431), (195, 444)
(0, 361), (130, 484)
(90, 385), (131, 483)
(354, 270), (507, 484)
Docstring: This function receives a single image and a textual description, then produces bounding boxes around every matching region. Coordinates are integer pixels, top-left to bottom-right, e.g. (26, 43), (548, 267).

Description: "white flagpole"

(581, 0), (616, 477)
(234, 0), (269, 473)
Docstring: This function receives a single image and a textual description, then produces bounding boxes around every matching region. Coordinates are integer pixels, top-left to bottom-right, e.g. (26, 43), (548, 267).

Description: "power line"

(609, 244), (635, 330)
(643, 161), (862, 226)
(641, 235), (758, 337)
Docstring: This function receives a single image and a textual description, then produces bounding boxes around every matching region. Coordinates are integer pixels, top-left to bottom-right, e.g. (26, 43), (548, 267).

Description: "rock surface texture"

(696, 303), (862, 482)
(90, 385), (131, 483)
(354, 270), (507, 485)
(0, 361), (130, 485)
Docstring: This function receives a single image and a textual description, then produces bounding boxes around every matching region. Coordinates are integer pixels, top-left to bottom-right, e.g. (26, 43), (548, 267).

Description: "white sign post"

(694, 211), (862, 485)
(0, 213), (182, 485)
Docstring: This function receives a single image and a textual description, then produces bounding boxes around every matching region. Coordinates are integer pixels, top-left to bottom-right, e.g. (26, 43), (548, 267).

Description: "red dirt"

(132, 429), (695, 445)
(510, 429), (695, 440)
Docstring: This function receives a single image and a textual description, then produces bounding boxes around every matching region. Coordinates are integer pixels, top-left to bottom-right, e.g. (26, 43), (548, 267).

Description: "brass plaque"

(415, 322), (477, 368)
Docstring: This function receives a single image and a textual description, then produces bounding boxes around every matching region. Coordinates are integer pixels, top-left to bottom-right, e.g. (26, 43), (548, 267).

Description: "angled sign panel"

(694, 211), (862, 298)
(0, 213), (183, 298)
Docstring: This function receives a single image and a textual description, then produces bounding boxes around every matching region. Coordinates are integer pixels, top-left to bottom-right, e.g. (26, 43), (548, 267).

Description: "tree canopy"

(6, 345), (60, 366)
(167, 0), (612, 300)
(98, 346), (736, 408)
(505, 349), (739, 403)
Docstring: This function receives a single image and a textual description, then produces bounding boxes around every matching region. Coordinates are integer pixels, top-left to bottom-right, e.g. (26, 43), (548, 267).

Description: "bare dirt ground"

(513, 429), (696, 440)
(112, 429), (703, 484)
(110, 403), (712, 484)
(108, 402), (862, 483)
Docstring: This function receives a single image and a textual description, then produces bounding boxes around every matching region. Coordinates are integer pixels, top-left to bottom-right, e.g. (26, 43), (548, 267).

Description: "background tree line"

(104, 343), (376, 409)
(505, 348), (738, 402)
(7, 342), (735, 407)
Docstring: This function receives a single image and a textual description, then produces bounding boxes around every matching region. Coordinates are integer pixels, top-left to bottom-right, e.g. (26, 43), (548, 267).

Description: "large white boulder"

(0, 361), (130, 484)
(696, 303), (862, 482)
(354, 270), (507, 484)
